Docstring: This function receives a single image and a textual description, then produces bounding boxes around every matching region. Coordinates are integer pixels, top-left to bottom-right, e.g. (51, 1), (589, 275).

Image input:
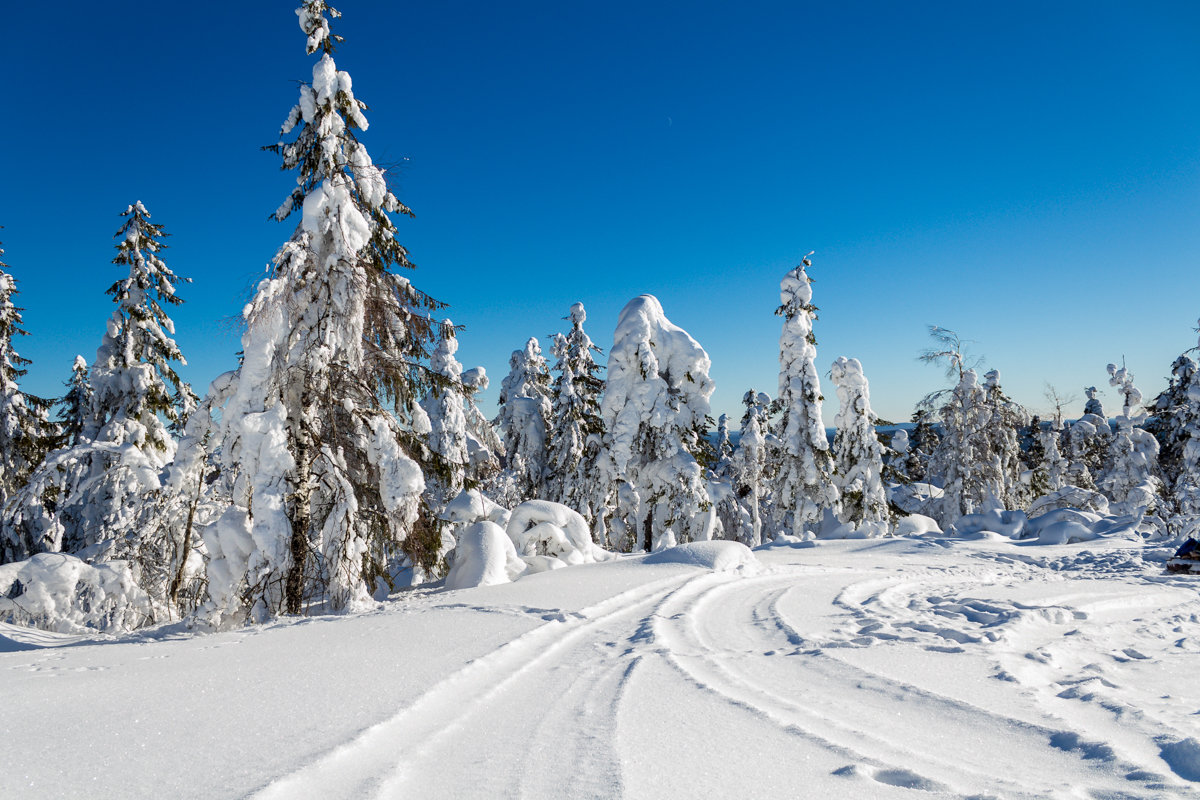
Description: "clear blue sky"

(2, 1), (1198, 426)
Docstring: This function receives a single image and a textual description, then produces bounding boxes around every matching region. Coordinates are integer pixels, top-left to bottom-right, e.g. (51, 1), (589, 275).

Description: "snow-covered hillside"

(4, 535), (1198, 799)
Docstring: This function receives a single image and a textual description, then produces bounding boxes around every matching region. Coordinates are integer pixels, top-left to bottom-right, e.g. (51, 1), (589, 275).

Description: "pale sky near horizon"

(2, 1), (1198, 427)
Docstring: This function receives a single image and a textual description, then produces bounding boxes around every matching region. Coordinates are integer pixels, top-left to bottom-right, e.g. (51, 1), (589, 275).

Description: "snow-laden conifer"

(1147, 351), (1199, 489)
(420, 320), (469, 514)
(905, 409), (939, 483)
(929, 369), (987, 523)
(56, 356), (92, 450)
(4, 205), (195, 583)
(980, 369), (1028, 509)
(1097, 363), (1163, 516)
(0, 242), (52, 515)
(546, 303), (606, 529)
(830, 356), (889, 531)
(495, 337), (553, 504)
(772, 256), (837, 539)
(730, 390), (770, 546)
(201, 3), (440, 623)
(461, 366), (502, 486)
(600, 295), (714, 551)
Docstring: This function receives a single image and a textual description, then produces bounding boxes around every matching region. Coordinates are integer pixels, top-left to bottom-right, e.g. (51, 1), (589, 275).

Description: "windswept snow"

(3, 535), (1199, 799)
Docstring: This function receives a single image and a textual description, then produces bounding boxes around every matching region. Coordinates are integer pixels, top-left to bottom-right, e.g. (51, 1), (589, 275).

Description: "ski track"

(250, 571), (710, 799)
(250, 547), (1200, 799)
(652, 557), (1198, 798)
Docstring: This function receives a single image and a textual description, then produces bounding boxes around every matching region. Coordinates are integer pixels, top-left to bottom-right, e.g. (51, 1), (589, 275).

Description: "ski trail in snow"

(250, 571), (710, 799)
(652, 565), (1197, 799)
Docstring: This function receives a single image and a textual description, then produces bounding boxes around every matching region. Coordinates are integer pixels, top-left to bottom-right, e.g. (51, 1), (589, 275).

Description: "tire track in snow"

(654, 566), (1193, 798)
(249, 571), (716, 799)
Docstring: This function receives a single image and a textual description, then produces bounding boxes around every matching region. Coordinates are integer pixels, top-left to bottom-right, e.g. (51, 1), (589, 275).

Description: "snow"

(5, 535), (1200, 798)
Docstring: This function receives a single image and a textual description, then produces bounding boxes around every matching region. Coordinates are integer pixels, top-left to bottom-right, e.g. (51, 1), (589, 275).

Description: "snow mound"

(445, 521), (526, 590)
(950, 509), (1027, 539)
(507, 500), (615, 565)
(893, 514), (942, 537)
(643, 541), (760, 573)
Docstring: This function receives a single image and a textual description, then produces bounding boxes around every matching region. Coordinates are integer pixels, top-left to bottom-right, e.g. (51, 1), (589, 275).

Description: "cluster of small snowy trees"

(3, 3), (1200, 637)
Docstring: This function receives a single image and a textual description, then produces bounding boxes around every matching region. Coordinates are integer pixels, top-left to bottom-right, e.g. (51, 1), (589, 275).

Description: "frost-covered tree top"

(1107, 364), (1144, 423)
(90, 203), (196, 452)
(1084, 386), (1105, 418)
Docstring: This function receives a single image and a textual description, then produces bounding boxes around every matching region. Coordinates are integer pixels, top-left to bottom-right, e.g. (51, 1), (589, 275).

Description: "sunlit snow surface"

(4, 537), (1200, 799)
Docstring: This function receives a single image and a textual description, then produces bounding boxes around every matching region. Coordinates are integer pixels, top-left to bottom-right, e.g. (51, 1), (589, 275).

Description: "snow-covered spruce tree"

(0, 242), (53, 515)
(714, 414), (734, 476)
(461, 366), (502, 486)
(928, 369), (988, 524)
(772, 256), (838, 539)
(600, 295), (715, 552)
(830, 356), (889, 531)
(56, 356), (93, 451)
(420, 320), (470, 515)
(730, 390), (770, 546)
(4, 204), (196, 583)
(980, 369), (1028, 509)
(1097, 363), (1163, 515)
(495, 337), (553, 504)
(905, 409), (939, 482)
(1147, 351), (1200, 489)
(201, 3), (443, 623)
(1083, 386), (1105, 418)
(546, 302), (607, 529)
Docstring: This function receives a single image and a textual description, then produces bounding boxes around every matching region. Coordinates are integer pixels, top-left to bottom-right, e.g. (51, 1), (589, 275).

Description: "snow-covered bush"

(506, 500), (614, 565)
(599, 295), (715, 552)
(0, 553), (151, 634)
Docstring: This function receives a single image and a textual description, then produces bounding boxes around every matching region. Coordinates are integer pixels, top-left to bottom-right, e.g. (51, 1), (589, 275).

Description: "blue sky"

(2, 1), (1198, 426)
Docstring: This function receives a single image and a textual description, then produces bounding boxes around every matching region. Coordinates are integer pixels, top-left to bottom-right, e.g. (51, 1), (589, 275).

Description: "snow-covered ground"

(4, 536), (1199, 799)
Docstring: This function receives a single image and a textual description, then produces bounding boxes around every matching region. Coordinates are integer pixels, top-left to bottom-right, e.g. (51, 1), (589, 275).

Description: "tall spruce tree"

(772, 256), (838, 539)
(201, 2), (444, 624)
(547, 303), (606, 529)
